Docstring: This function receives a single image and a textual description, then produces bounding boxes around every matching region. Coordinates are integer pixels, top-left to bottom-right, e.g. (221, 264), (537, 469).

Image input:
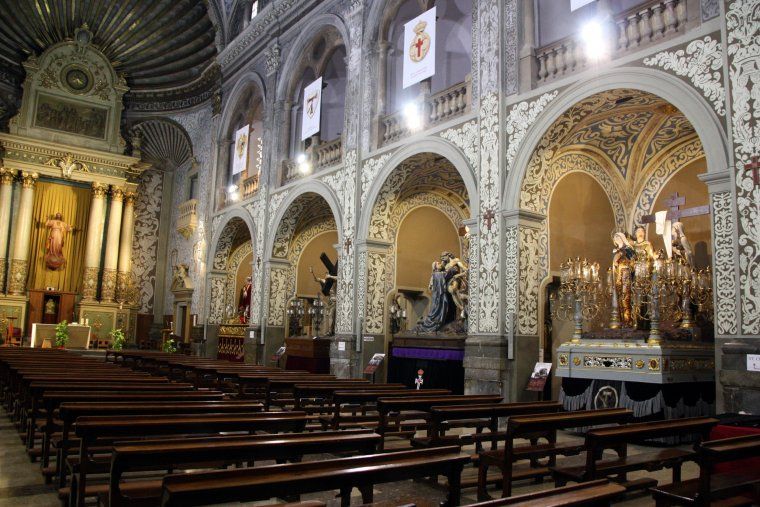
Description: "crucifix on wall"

(745, 156), (760, 187)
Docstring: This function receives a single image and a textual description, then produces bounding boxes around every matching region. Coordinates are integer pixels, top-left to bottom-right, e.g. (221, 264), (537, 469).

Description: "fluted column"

(100, 187), (124, 302)
(116, 191), (137, 302)
(82, 182), (108, 301)
(0, 167), (15, 293)
(8, 172), (38, 295)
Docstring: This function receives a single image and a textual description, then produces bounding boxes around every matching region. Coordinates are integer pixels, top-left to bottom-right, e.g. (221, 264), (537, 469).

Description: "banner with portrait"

(301, 77), (322, 140)
(403, 6), (436, 89)
(232, 124), (250, 176)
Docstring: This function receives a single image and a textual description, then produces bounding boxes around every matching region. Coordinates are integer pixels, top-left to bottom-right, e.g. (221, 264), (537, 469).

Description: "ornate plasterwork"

(439, 121), (478, 169)
(476, 93), (500, 333)
(287, 219), (337, 265)
(208, 276), (227, 324)
(476, 0), (500, 95)
(369, 163), (413, 240)
(506, 91), (558, 173)
(267, 266), (291, 327)
(245, 195), (266, 326)
(712, 191), (739, 335)
(322, 149), (358, 334)
(268, 190), (290, 233)
(522, 153), (628, 231)
(643, 36), (726, 116)
(364, 251), (387, 334)
(503, 0), (518, 96)
(700, 0), (720, 20)
(518, 225), (545, 335)
(727, 0), (760, 335)
(631, 137), (704, 229)
(504, 226), (518, 335)
(131, 169), (163, 313)
(224, 242), (253, 318)
(360, 152), (393, 207)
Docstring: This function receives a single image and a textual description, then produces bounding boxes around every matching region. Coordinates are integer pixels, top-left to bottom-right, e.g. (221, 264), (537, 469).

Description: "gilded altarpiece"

(0, 29), (147, 341)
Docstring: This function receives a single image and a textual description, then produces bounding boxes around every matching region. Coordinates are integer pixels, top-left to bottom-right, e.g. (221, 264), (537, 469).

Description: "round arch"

(219, 72), (268, 141)
(357, 136), (479, 242)
(503, 67), (730, 210)
(275, 13), (351, 102)
(208, 207), (258, 269)
(264, 180), (344, 261)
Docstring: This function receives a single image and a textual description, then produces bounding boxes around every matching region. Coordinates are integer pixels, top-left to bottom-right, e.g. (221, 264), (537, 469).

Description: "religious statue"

(238, 276), (252, 324)
(310, 266), (338, 336)
(611, 232), (636, 329)
(44, 213), (73, 270)
(171, 264), (192, 291)
(671, 221), (694, 267)
(44, 298), (57, 315)
(632, 225), (655, 263)
(414, 251), (468, 333)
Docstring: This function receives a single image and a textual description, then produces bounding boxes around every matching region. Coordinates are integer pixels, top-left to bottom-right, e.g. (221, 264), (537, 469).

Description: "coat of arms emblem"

(236, 132), (248, 158)
(409, 20), (431, 63)
(306, 91), (319, 118)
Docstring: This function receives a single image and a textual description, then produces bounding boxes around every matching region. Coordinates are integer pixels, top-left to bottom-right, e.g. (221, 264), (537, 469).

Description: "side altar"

(0, 26), (148, 343)
(553, 206), (715, 421)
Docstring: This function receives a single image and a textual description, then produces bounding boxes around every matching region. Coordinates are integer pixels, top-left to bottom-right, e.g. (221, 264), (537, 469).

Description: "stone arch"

(264, 181), (344, 262)
(358, 137), (478, 242)
(219, 72), (268, 139)
(275, 13), (351, 102)
(504, 67), (729, 210)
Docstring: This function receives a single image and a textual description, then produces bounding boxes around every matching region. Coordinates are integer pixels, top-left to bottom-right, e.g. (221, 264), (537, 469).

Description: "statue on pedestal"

(238, 276), (252, 323)
(413, 251), (468, 334)
(44, 213), (73, 270)
(611, 232), (636, 329)
(310, 252), (338, 336)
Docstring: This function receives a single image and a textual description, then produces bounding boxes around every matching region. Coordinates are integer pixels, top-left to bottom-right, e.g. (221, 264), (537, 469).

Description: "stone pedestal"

(718, 339), (760, 413)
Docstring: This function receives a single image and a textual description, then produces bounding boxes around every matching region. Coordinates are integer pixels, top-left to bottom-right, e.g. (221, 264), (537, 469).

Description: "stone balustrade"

(176, 198), (198, 239)
(537, 0), (688, 83)
(242, 173), (259, 199)
(315, 137), (343, 169)
(380, 76), (471, 147)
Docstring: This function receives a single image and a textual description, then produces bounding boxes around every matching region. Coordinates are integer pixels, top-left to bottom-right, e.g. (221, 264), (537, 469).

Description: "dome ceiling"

(0, 0), (218, 92)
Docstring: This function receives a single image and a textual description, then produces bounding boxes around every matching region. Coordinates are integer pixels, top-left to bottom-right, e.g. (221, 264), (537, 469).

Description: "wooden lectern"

(284, 337), (331, 373)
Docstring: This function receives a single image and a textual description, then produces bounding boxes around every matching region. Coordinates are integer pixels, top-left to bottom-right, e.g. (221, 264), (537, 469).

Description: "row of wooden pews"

(4, 347), (759, 507)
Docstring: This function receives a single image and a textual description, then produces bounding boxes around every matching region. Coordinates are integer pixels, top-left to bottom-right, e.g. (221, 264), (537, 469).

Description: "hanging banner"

(301, 76), (322, 140)
(570, 0), (596, 10)
(232, 124), (249, 175)
(403, 6), (436, 89)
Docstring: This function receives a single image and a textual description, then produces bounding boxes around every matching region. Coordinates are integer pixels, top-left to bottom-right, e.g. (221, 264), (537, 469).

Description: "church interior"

(0, 0), (759, 505)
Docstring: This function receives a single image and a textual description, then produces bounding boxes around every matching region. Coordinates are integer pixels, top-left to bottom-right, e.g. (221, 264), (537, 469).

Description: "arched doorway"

(207, 216), (255, 324)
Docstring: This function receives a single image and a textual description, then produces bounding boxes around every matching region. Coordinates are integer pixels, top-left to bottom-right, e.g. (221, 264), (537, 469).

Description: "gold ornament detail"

(559, 353), (569, 366)
(111, 187), (125, 201)
(572, 357), (581, 366)
(20, 172), (38, 188)
(0, 258), (6, 292)
(648, 358), (660, 371)
(0, 167), (15, 185)
(8, 259), (28, 295)
(91, 182), (108, 199)
(46, 153), (89, 179)
(101, 269), (118, 302)
(82, 266), (100, 300)
(635, 359), (645, 369)
(124, 191), (138, 205)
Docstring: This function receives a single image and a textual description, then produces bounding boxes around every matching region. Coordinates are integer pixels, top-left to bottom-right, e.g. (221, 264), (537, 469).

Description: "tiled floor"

(0, 406), (697, 506)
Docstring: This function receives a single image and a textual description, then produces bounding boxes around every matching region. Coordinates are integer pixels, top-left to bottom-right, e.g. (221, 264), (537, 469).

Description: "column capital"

(111, 187), (125, 202)
(0, 167), (15, 185)
(92, 182), (108, 198)
(20, 171), (38, 188)
(124, 191), (138, 205)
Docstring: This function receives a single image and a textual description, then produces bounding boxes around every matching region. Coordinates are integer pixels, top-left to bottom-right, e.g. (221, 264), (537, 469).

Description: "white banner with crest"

(403, 6), (436, 89)
(301, 77), (322, 140)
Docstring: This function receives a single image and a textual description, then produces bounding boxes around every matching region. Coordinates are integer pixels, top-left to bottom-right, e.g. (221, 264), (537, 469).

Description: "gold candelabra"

(551, 257), (604, 343)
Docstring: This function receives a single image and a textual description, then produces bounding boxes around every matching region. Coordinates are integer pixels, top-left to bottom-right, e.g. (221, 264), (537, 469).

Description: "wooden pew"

(414, 401), (563, 452)
(50, 399), (259, 486)
(650, 434), (760, 506)
(320, 389), (452, 430)
(69, 411), (309, 507)
(292, 382), (406, 414)
(160, 446), (471, 507)
(375, 394), (503, 449)
(466, 479), (626, 506)
(477, 408), (633, 499)
(551, 417), (719, 491)
(106, 430), (381, 507)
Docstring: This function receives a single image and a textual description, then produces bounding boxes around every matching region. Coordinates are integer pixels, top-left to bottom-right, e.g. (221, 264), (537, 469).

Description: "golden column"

(100, 187), (124, 302)
(8, 172), (38, 295)
(81, 182), (108, 301)
(116, 191), (137, 302)
(0, 167), (15, 292)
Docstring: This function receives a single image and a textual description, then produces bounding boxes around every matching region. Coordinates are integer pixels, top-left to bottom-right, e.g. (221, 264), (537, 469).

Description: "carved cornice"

(124, 64), (221, 113)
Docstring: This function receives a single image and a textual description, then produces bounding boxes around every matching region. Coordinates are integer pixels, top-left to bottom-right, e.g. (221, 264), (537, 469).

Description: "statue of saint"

(442, 252), (468, 319)
(44, 298), (57, 315)
(612, 232), (636, 328)
(671, 221), (695, 267)
(44, 213), (73, 270)
(414, 251), (467, 333)
(632, 225), (655, 263)
(310, 266), (338, 336)
(238, 276), (252, 323)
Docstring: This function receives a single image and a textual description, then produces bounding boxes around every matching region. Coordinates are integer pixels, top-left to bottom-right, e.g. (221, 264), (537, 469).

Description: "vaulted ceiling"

(0, 0), (218, 92)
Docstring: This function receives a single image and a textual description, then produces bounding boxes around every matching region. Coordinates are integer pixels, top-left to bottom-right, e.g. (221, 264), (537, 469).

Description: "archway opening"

(364, 152), (470, 390)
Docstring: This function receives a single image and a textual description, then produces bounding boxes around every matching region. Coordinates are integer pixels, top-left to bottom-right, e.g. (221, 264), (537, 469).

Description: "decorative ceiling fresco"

(395, 152), (469, 208)
(550, 89), (698, 181)
(0, 0), (219, 109)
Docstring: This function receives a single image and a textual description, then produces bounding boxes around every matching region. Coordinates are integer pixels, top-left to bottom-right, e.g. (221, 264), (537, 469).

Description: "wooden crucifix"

(641, 192), (710, 225)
